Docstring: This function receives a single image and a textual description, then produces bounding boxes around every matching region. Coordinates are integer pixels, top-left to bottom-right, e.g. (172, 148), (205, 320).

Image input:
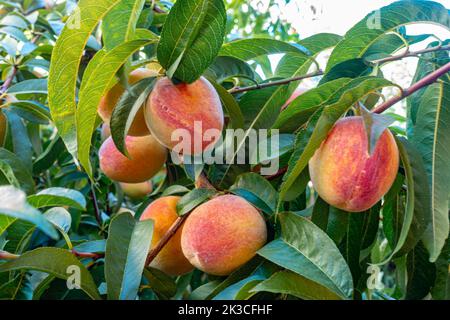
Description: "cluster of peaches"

(97, 67), (267, 276)
(96, 64), (399, 276)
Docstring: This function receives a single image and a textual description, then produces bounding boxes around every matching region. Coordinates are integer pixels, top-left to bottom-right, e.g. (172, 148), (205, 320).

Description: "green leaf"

(76, 38), (156, 176)
(213, 274), (265, 300)
(327, 1), (450, 71)
(251, 270), (342, 300)
(219, 38), (308, 61)
(110, 77), (156, 155)
(405, 242), (436, 299)
(359, 104), (395, 154)
(73, 240), (106, 254)
(32, 137), (66, 175)
(229, 172), (278, 213)
(396, 138), (431, 257)
(208, 79), (244, 129)
(48, 0), (123, 156)
(0, 148), (34, 194)
(143, 267), (177, 299)
(205, 56), (255, 84)
(278, 77), (394, 203)
(431, 238), (449, 300)
(412, 82), (450, 262)
(157, 0), (226, 83)
(7, 100), (51, 125)
(102, 0), (146, 50)
(298, 33), (343, 56)
(258, 212), (353, 299)
(320, 59), (372, 85)
(0, 247), (101, 300)
(176, 188), (216, 216)
(311, 197), (329, 232)
(273, 78), (352, 133)
(407, 40), (449, 131)
(27, 187), (87, 211)
(0, 186), (58, 240)
(7, 79), (47, 94)
(105, 212), (153, 300)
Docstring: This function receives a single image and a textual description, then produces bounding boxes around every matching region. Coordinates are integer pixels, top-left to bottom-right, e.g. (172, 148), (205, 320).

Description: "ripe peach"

(309, 116), (399, 212)
(99, 135), (167, 183)
(120, 181), (153, 199)
(140, 196), (194, 276)
(0, 110), (7, 146)
(145, 76), (224, 155)
(181, 195), (267, 276)
(98, 68), (157, 137)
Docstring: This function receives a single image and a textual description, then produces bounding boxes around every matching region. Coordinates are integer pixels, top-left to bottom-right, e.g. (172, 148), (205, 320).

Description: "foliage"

(0, 0), (449, 301)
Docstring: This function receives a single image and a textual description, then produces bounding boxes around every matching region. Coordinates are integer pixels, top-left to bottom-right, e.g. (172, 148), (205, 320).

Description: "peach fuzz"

(120, 181), (153, 199)
(140, 196), (194, 276)
(308, 116), (399, 212)
(145, 76), (224, 155)
(99, 135), (167, 183)
(98, 68), (157, 137)
(181, 195), (267, 276)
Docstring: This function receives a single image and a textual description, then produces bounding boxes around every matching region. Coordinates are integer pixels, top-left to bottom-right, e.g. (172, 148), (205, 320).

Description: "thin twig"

(89, 181), (102, 227)
(71, 249), (103, 260)
(229, 70), (324, 94)
(0, 250), (20, 260)
(145, 172), (215, 267)
(369, 44), (450, 65)
(372, 61), (450, 114)
(145, 215), (187, 266)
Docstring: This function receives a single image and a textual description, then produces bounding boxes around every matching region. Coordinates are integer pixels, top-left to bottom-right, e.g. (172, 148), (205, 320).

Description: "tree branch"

(145, 172), (215, 267)
(228, 45), (450, 95)
(229, 70), (324, 94)
(372, 61), (450, 114)
(369, 44), (450, 65)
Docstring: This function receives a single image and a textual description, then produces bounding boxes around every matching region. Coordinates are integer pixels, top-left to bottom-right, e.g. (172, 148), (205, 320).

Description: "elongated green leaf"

(143, 267), (177, 299)
(27, 187), (86, 211)
(110, 77), (156, 156)
(205, 56), (255, 84)
(219, 38), (308, 61)
(298, 33), (342, 56)
(327, 1), (450, 71)
(396, 138), (431, 257)
(208, 79), (244, 129)
(405, 242), (436, 299)
(105, 212), (153, 300)
(157, 0), (226, 83)
(77, 38), (156, 176)
(0, 247), (101, 300)
(259, 212), (353, 299)
(412, 82), (450, 262)
(279, 77), (394, 202)
(7, 79), (47, 94)
(0, 148), (34, 194)
(73, 240), (106, 254)
(213, 274), (265, 300)
(252, 270), (341, 300)
(0, 186), (58, 239)
(176, 188), (216, 216)
(48, 0), (123, 156)
(102, 0), (146, 50)
(229, 173), (278, 213)
(5, 110), (33, 169)
(273, 78), (352, 132)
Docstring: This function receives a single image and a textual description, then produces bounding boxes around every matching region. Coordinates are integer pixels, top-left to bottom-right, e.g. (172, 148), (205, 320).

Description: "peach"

(140, 196), (194, 276)
(120, 181), (153, 199)
(99, 135), (167, 183)
(309, 116), (399, 212)
(0, 110), (7, 146)
(181, 195), (267, 276)
(145, 76), (224, 155)
(98, 68), (157, 137)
